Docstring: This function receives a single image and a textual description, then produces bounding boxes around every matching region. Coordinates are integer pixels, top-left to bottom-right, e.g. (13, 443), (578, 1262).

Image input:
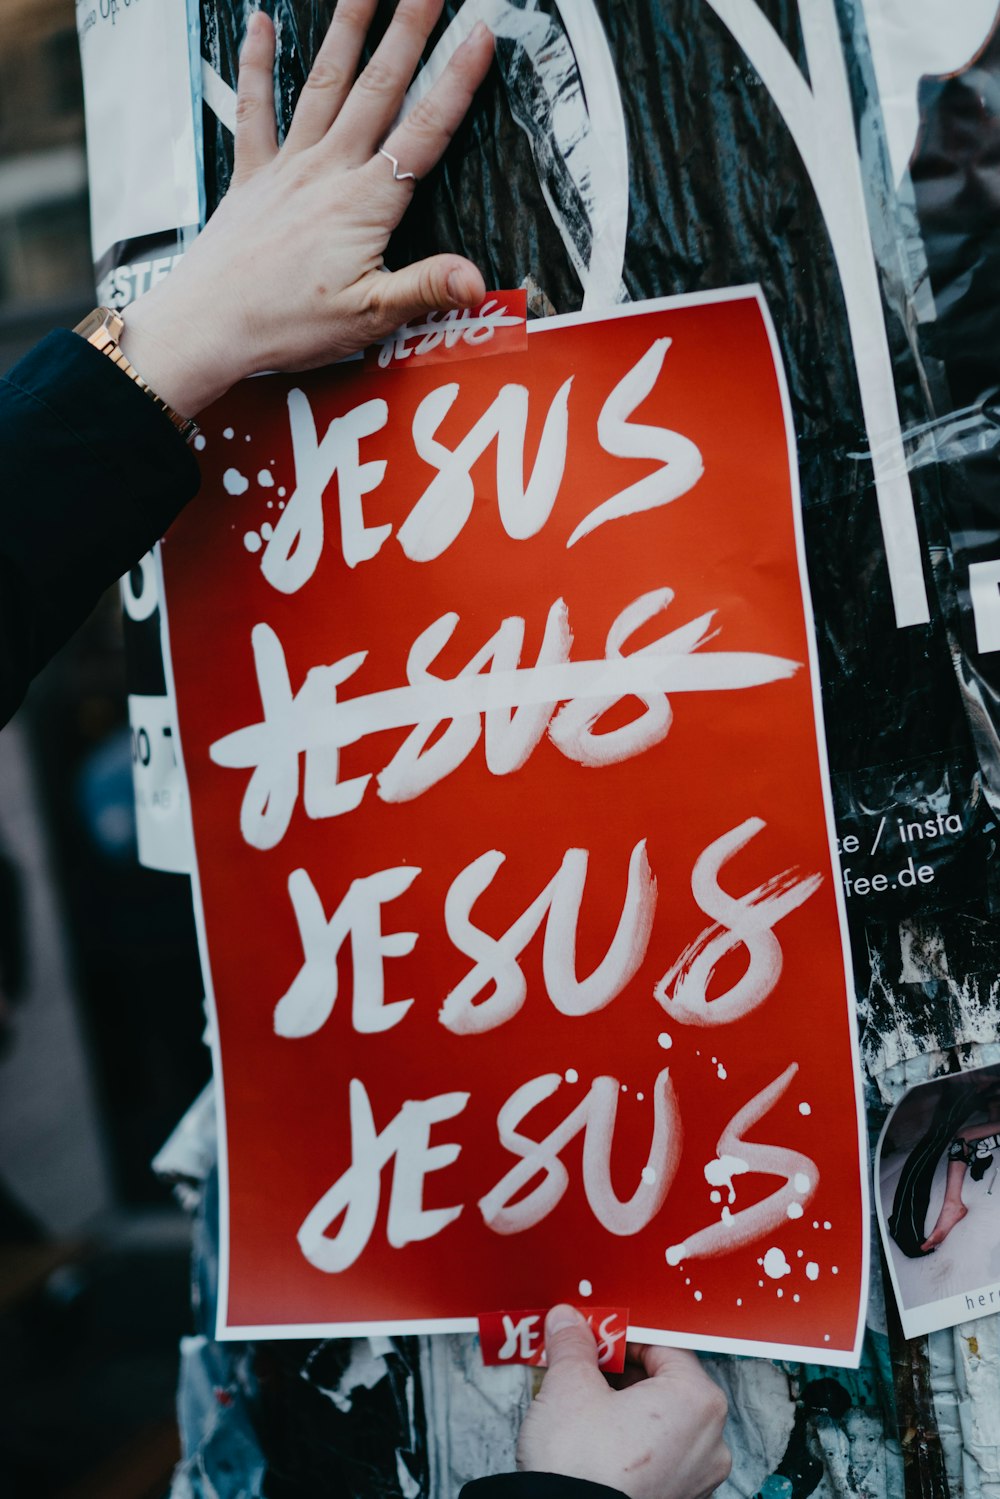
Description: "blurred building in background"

(0, 0), (92, 368)
(0, 2), (206, 1491)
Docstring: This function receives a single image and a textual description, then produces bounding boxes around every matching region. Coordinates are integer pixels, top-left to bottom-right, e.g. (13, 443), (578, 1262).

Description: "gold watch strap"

(73, 306), (200, 445)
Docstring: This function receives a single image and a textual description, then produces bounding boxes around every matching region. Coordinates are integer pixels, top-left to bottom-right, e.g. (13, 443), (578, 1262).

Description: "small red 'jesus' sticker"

(478, 1307), (629, 1372)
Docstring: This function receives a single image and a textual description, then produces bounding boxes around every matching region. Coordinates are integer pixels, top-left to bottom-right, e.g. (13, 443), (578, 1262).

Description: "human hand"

(515, 1306), (732, 1499)
(120, 0), (494, 417)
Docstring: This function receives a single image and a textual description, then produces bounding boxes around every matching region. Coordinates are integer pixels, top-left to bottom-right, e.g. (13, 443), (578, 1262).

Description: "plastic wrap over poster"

(159, 288), (868, 1363)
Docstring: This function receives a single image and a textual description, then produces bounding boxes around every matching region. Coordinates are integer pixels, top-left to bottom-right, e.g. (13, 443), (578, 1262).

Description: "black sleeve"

(460, 1475), (627, 1499)
(0, 329), (202, 727)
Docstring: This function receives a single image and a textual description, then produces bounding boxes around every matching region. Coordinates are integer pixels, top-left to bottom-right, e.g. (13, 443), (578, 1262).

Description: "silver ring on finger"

(378, 146), (417, 183)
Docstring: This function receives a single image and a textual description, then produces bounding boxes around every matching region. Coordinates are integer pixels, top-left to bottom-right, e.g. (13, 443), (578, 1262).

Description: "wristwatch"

(73, 306), (200, 444)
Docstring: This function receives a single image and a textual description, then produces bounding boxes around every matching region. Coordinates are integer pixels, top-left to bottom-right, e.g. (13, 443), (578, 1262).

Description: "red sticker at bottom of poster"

(478, 1308), (629, 1372)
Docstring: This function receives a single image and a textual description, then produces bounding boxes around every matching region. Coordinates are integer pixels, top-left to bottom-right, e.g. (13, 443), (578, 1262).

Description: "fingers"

(540, 1305), (606, 1388)
(283, 0), (379, 153)
(359, 255), (485, 335)
(233, 11), (279, 180)
(641, 1349), (731, 1440)
(372, 21), (494, 187)
(637, 1343), (708, 1381)
(634, 1346), (732, 1494)
(326, 0), (447, 165)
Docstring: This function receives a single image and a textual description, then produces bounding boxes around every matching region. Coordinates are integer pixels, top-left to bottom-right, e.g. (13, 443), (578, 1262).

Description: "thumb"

(543, 1304), (602, 1378)
(363, 256), (486, 335)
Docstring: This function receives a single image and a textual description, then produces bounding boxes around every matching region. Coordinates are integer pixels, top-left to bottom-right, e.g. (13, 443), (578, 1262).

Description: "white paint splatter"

(193, 434), (207, 451)
(694, 1290), (702, 1301)
(657, 1032), (672, 1049)
(717, 1064), (728, 1080)
(710, 1190), (722, 1204)
(793, 1294), (800, 1303)
(578, 1279), (592, 1297)
(636, 1092), (644, 1101)
(665, 1246), (683, 1267)
(260, 522), (274, 541)
(799, 1102), (811, 1116)
(823, 1221), (831, 1230)
(243, 531), (262, 554)
(223, 426), (234, 439)
(564, 1068), (578, 1084)
(777, 1288), (783, 1298)
(806, 1261), (819, 1281)
(832, 1266), (839, 1275)
(787, 1202), (803, 1219)
(736, 1298), (742, 1306)
(621, 1084), (628, 1093)
(794, 1173), (811, 1193)
(223, 468), (249, 495)
(245, 434), (251, 442)
(641, 1166), (657, 1185)
(797, 1250), (803, 1258)
(763, 1247), (791, 1279)
(704, 1154), (749, 1203)
(258, 468), (274, 487)
(278, 486), (286, 496)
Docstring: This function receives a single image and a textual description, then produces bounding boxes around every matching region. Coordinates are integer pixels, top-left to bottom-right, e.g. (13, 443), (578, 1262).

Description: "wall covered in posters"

(75, 0), (1000, 1491)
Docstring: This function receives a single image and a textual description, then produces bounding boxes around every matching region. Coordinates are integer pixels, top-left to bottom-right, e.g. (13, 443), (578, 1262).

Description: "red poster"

(161, 289), (868, 1363)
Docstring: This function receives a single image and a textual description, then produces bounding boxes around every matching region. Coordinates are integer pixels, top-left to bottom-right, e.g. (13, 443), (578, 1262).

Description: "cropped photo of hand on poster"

(159, 287), (868, 1364)
(877, 1061), (1000, 1338)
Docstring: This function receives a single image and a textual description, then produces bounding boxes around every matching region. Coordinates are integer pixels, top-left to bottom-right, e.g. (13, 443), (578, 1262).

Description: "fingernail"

(446, 269), (469, 304)
(546, 1304), (585, 1336)
(248, 9), (265, 34)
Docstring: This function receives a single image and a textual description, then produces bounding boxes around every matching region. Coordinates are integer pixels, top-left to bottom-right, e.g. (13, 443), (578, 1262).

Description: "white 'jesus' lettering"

(255, 338), (705, 591)
(478, 1068), (681, 1237)
(654, 818), (822, 1026)
(210, 594), (798, 851)
(297, 1080), (468, 1274)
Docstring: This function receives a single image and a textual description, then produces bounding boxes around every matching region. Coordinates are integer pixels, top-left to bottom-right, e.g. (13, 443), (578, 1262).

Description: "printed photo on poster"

(877, 1062), (1000, 1337)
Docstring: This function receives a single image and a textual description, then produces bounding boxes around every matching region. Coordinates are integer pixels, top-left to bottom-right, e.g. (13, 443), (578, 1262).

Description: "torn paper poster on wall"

(77, 0), (203, 292)
(877, 1061), (1000, 1339)
(158, 288), (868, 1364)
(76, 0), (205, 874)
